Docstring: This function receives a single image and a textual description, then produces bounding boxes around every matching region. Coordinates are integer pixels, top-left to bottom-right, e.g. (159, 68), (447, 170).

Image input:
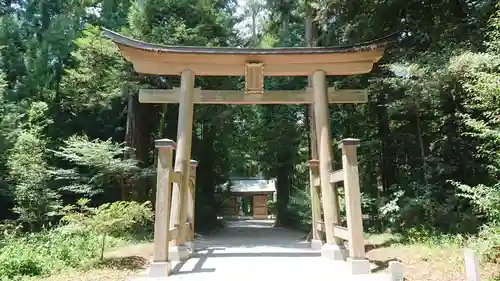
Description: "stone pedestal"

(388, 261), (405, 281)
(127, 277), (169, 281)
(146, 261), (171, 277)
(185, 241), (196, 253)
(168, 245), (190, 261)
(347, 258), (371, 275)
(310, 239), (323, 250)
(321, 243), (348, 260)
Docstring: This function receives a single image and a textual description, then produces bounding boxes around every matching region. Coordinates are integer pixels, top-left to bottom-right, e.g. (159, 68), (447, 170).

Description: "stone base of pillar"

(185, 241), (195, 252)
(321, 243), (348, 261)
(347, 258), (371, 275)
(388, 261), (405, 281)
(168, 245), (190, 261)
(144, 261), (171, 278)
(126, 277), (169, 281)
(310, 239), (323, 250)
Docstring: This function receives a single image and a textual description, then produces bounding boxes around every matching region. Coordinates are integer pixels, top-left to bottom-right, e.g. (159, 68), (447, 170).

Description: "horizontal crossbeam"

(315, 221), (350, 240)
(330, 169), (344, 183)
(169, 227), (178, 241)
(169, 171), (182, 184)
(168, 222), (190, 241)
(333, 226), (350, 240)
(312, 169), (344, 187)
(139, 88), (368, 104)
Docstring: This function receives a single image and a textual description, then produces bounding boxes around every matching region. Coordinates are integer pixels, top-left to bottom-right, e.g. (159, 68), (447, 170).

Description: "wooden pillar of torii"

(168, 70), (195, 260)
(102, 28), (393, 278)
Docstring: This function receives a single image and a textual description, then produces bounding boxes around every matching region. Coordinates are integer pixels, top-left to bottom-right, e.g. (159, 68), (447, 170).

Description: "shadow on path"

(171, 219), (316, 276)
(370, 258), (400, 273)
(194, 219), (310, 249)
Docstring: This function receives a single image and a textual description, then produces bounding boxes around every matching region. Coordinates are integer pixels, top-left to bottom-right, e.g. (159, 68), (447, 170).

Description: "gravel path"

(134, 219), (393, 281)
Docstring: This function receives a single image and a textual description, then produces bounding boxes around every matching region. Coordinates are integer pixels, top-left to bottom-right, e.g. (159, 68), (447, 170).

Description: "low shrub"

(0, 227), (106, 278)
(61, 199), (153, 260)
(468, 223), (500, 263)
(0, 200), (152, 279)
(401, 227), (468, 246)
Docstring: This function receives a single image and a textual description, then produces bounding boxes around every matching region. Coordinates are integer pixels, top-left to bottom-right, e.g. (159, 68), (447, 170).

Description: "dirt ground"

(366, 244), (499, 281)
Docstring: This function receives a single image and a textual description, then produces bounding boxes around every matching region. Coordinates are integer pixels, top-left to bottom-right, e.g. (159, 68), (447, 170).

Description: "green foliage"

(51, 135), (142, 196)
(61, 199), (153, 259)
(0, 199), (151, 279)
(59, 25), (126, 110)
(469, 223), (500, 263)
(0, 1), (499, 280)
(485, 5), (500, 54)
(287, 187), (311, 229)
(400, 227), (468, 246)
(128, 0), (237, 46)
(0, 224), (125, 279)
(62, 199), (153, 236)
(7, 131), (60, 228)
(0, 72), (5, 95)
(456, 181), (500, 223)
(26, 101), (52, 133)
(447, 47), (500, 262)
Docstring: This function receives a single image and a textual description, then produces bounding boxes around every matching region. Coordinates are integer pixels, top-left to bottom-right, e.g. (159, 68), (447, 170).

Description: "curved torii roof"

(102, 28), (395, 76)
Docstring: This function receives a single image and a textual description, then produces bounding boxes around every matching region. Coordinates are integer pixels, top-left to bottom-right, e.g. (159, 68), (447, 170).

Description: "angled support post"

(339, 138), (370, 274)
(308, 159), (322, 249)
(185, 160), (198, 251)
(146, 138), (176, 278)
(312, 70), (347, 260)
(169, 70), (195, 261)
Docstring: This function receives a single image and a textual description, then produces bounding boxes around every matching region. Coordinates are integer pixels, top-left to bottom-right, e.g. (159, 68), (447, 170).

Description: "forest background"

(0, 0), (498, 280)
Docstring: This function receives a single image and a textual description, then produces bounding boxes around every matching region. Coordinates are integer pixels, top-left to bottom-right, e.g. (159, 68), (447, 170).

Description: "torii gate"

(103, 28), (392, 278)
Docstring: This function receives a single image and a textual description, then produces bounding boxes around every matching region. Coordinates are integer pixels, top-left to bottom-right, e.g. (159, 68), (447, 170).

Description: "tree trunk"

(275, 166), (291, 226)
(251, 10), (257, 46)
(306, 4), (318, 161)
(305, 3), (318, 238)
(415, 100), (428, 185)
(377, 90), (396, 194)
(100, 233), (106, 260)
(195, 110), (220, 231)
(125, 87), (156, 201)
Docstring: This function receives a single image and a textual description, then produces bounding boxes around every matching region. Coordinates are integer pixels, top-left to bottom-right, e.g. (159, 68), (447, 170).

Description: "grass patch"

(0, 225), (148, 281)
(23, 243), (153, 281)
(0, 200), (154, 280)
(24, 267), (137, 281)
(365, 230), (500, 281)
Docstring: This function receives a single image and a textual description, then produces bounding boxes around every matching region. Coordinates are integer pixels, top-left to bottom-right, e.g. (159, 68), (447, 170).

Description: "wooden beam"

(316, 221), (324, 232)
(102, 29), (391, 77)
(308, 160), (322, 241)
(339, 138), (366, 260)
(169, 171), (182, 184)
(315, 222), (350, 241)
(333, 226), (349, 241)
(186, 160), (198, 246)
(330, 169), (344, 184)
(169, 227), (179, 241)
(169, 70), (195, 257)
(313, 177), (320, 187)
(139, 88), (368, 104)
(152, 139), (175, 263)
(313, 70), (341, 246)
